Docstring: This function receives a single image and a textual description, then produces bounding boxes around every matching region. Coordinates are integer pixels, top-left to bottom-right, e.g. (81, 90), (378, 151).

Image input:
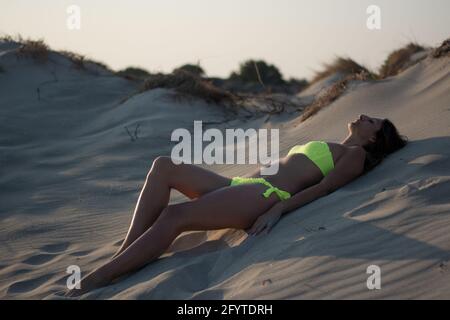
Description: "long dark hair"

(362, 119), (408, 174)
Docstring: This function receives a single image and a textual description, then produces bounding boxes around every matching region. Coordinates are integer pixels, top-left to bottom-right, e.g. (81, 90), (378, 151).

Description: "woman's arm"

(279, 147), (365, 216)
(279, 183), (328, 215)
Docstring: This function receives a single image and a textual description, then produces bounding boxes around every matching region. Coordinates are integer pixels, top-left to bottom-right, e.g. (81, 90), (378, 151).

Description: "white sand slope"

(0, 40), (449, 299)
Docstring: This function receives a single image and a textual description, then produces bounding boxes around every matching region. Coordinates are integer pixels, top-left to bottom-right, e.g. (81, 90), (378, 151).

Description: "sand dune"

(0, 39), (449, 299)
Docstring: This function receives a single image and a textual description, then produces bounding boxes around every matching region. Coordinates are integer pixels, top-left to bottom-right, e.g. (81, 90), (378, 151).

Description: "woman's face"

(348, 114), (384, 143)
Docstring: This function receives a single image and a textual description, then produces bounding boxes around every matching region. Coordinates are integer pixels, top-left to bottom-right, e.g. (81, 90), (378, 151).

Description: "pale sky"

(1, 0), (449, 80)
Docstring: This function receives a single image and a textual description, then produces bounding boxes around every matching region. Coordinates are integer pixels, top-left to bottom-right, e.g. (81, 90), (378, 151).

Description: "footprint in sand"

(69, 249), (93, 257)
(40, 242), (70, 253)
(22, 242), (71, 266)
(42, 241), (103, 260)
(0, 265), (33, 279)
(23, 253), (59, 266)
(7, 273), (54, 295)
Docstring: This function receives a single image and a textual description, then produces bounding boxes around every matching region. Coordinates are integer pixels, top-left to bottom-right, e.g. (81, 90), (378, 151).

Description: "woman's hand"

(247, 202), (284, 236)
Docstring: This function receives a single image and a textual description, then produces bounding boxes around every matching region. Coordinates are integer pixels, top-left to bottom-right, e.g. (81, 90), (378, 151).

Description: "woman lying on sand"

(66, 114), (408, 297)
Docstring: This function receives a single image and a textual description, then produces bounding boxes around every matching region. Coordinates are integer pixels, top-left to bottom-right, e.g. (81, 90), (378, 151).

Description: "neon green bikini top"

(287, 141), (335, 177)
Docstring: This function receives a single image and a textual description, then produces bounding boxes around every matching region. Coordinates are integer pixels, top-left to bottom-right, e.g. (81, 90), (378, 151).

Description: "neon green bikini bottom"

(230, 177), (291, 201)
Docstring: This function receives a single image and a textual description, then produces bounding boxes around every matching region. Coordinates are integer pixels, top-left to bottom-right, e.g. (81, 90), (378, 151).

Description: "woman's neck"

(341, 134), (365, 147)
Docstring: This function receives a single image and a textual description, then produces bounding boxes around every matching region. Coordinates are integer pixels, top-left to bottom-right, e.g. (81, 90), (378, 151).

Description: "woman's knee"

(147, 156), (175, 179)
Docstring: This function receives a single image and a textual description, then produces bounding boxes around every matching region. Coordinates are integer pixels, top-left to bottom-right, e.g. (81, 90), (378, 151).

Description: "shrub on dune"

(311, 57), (373, 84)
(297, 57), (374, 123)
(300, 70), (372, 122)
(16, 38), (49, 63)
(1, 34), (112, 72)
(173, 64), (205, 77)
(116, 67), (151, 80)
(140, 69), (237, 105)
(5, 35), (51, 64)
(60, 50), (112, 72)
(299, 39), (447, 123)
(432, 38), (450, 58)
(379, 43), (426, 78)
(59, 50), (86, 69)
(230, 60), (285, 86)
(288, 77), (309, 92)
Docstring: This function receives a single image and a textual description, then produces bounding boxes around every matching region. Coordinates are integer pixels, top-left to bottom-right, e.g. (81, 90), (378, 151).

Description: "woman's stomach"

(252, 154), (325, 194)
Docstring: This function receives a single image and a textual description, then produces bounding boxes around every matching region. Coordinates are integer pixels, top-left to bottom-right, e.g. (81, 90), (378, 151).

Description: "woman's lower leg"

(113, 158), (172, 257)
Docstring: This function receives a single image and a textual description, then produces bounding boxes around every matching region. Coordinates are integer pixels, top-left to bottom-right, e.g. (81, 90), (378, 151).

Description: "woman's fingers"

(248, 224), (258, 235)
(250, 226), (259, 236)
(248, 218), (276, 236)
(262, 219), (278, 235)
(248, 218), (262, 235)
(263, 223), (274, 235)
(254, 223), (267, 236)
(266, 221), (275, 233)
(249, 225), (258, 236)
(247, 224), (256, 235)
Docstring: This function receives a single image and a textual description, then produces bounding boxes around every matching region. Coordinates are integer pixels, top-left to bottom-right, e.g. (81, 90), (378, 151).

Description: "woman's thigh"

(168, 183), (280, 231)
(168, 161), (232, 199)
